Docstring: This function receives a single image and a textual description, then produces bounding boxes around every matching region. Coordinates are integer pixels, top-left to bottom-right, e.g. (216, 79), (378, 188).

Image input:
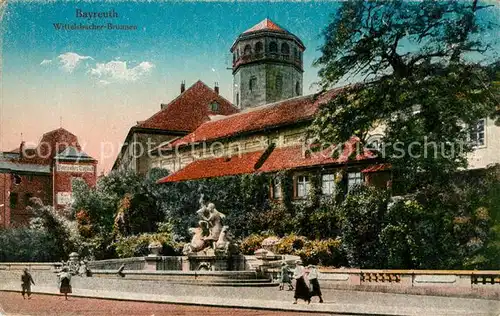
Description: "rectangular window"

(10, 192), (18, 208)
(469, 119), (485, 147)
(321, 173), (335, 195)
(271, 178), (282, 199)
(295, 175), (310, 198)
(348, 172), (363, 191)
(24, 193), (33, 205)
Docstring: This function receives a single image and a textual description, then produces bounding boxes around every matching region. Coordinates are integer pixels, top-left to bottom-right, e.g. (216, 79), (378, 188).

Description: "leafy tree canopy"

(311, 0), (499, 192)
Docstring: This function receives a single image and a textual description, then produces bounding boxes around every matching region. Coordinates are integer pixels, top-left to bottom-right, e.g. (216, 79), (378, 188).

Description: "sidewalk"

(1, 284), (499, 316)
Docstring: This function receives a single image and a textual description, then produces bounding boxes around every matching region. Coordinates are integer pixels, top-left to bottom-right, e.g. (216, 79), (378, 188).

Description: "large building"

(113, 18), (499, 197)
(0, 128), (97, 228)
(112, 81), (239, 174)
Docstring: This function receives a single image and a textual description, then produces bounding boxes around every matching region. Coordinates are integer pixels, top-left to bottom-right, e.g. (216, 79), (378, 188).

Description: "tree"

(311, 0), (499, 193)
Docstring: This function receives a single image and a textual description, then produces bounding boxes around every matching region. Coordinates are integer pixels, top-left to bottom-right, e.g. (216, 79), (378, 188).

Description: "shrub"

(113, 232), (181, 258)
(239, 234), (270, 255)
(295, 238), (344, 267)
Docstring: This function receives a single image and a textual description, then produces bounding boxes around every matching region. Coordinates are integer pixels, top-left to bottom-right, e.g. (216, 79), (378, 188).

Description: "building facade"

(0, 128), (97, 228)
(112, 81), (239, 174)
(151, 18), (499, 197)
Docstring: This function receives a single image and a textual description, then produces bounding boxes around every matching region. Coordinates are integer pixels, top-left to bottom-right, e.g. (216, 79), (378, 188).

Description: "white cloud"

(89, 60), (154, 82)
(58, 52), (93, 73)
(40, 59), (52, 65)
(98, 80), (111, 85)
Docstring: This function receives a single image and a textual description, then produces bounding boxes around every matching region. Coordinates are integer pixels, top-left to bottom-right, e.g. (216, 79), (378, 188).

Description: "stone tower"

(230, 19), (305, 110)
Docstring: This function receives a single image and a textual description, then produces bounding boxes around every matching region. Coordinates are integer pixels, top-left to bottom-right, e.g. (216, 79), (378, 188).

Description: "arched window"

(249, 77), (257, 92)
(244, 44), (252, 55)
(281, 43), (290, 55)
(269, 41), (278, 53)
(294, 47), (298, 60)
(236, 93), (240, 106)
(295, 81), (301, 96)
(255, 42), (263, 55)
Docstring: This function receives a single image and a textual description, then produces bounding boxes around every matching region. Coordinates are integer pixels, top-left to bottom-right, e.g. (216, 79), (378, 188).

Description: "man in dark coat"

(21, 268), (35, 299)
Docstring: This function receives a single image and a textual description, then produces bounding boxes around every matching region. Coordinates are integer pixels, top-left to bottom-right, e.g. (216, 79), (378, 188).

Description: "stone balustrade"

(266, 268), (500, 299)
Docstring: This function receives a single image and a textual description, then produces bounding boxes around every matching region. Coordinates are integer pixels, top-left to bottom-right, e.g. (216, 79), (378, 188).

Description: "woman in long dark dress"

(307, 265), (324, 303)
(58, 267), (72, 300)
(292, 260), (310, 304)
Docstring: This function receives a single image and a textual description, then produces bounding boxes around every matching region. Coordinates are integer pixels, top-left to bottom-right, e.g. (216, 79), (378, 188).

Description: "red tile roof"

(362, 163), (391, 173)
(159, 151), (264, 183)
(166, 87), (344, 149)
(243, 18), (288, 34)
(158, 137), (376, 183)
(137, 81), (239, 132)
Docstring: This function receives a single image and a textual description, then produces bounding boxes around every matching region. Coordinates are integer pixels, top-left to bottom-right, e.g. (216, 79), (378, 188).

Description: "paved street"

(0, 292), (326, 316)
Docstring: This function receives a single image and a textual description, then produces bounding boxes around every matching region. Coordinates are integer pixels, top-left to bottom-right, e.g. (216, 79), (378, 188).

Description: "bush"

(295, 238), (344, 267)
(240, 234), (269, 255)
(240, 233), (346, 267)
(113, 232), (181, 258)
(0, 228), (60, 262)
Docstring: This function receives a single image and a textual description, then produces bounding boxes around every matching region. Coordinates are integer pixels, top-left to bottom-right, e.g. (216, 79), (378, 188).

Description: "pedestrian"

(58, 267), (72, 300)
(307, 264), (324, 303)
(292, 259), (311, 304)
(279, 262), (294, 291)
(21, 268), (35, 300)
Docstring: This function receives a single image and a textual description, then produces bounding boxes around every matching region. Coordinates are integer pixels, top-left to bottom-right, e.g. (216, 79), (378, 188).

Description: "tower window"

(210, 101), (219, 112)
(249, 77), (257, 92)
(295, 81), (300, 96)
(281, 43), (290, 55)
(269, 41), (278, 53)
(244, 44), (252, 56)
(294, 47), (298, 60)
(276, 74), (283, 95)
(236, 93), (240, 106)
(255, 42), (263, 55)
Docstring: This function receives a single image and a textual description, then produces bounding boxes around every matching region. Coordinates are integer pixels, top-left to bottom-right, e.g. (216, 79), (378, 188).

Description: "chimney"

(214, 82), (219, 95)
(180, 81), (185, 93)
(19, 141), (25, 159)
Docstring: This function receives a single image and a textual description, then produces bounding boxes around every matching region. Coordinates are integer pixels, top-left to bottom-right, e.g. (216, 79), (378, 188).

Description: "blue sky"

(1, 1), (344, 172)
(0, 1), (498, 172)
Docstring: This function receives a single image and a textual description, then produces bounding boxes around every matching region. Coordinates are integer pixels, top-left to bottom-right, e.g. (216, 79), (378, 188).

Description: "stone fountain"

(180, 194), (240, 271)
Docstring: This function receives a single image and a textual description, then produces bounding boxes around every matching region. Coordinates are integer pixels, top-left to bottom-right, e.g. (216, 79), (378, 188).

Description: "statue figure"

(183, 194), (235, 256)
(215, 226), (232, 254)
(204, 202), (226, 244)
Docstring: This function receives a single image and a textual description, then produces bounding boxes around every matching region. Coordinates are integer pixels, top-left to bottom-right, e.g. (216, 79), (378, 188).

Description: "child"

(21, 268), (35, 299)
(279, 262), (294, 291)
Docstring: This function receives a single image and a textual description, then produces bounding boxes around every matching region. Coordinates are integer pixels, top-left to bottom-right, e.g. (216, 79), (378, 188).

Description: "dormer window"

(210, 101), (219, 112)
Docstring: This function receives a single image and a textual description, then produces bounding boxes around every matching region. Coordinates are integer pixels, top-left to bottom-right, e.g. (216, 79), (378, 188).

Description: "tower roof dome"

(243, 18), (289, 34)
(231, 18), (305, 52)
